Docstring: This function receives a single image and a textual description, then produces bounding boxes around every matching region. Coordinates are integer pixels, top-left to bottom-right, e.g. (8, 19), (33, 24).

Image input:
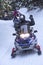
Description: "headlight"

(20, 33), (30, 39)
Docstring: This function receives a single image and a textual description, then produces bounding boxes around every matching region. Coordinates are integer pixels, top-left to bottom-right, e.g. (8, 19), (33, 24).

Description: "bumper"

(15, 42), (36, 51)
(15, 37), (37, 51)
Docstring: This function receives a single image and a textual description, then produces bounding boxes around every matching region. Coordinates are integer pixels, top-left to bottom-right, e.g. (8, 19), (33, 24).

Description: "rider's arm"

(29, 15), (35, 26)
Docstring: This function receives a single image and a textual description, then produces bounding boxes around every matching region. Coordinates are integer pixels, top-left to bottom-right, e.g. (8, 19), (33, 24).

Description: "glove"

(29, 15), (33, 20)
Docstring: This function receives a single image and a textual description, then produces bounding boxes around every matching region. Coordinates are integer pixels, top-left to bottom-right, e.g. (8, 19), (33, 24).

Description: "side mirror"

(34, 30), (38, 33)
(12, 33), (16, 36)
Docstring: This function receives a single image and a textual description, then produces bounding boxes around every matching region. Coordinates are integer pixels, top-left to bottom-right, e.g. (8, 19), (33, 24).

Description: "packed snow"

(0, 8), (43, 65)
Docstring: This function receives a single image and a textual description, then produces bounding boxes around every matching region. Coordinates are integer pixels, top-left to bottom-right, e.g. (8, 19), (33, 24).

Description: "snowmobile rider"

(19, 15), (35, 26)
(13, 12), (35, 33)
(13, 10), (21, 22)
(19, 15), (35, 33)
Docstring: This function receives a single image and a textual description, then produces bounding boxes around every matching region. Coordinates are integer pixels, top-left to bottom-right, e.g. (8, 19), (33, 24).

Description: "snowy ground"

(0, 8), (43, 65)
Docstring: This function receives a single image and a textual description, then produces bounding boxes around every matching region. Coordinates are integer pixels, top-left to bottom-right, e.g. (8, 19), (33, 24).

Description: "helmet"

(20, 15), (25, 21)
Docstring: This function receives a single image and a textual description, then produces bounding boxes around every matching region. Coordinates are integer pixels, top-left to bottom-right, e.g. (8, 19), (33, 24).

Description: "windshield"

(20, 24), (30, 34)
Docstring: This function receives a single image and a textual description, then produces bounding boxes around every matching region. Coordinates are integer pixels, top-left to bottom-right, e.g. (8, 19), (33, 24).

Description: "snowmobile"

(11, 21), (41, 58)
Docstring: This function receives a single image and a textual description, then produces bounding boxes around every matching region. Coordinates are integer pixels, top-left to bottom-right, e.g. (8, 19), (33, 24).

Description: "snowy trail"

(0, 20), (15, 58)
(0, 8), (43, 65)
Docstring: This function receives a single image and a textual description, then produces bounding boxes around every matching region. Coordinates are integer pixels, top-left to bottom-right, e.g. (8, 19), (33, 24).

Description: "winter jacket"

(19, 18), (35, 26)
